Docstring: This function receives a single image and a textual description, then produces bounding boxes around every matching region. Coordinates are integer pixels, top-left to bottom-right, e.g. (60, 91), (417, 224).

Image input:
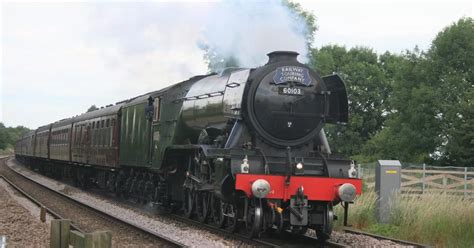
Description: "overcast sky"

(1, 0), (472, 129)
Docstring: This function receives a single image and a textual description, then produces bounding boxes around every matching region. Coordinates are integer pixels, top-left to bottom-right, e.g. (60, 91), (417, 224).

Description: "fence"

(51, 219), (111, 248)
(358, 162), (474, 199)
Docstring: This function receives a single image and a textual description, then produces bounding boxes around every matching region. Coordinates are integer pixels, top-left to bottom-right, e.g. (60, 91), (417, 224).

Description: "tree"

(428, 18), (474, 166)
(0, 122), (31, 151)
(360, 49), (442, 162)
(360, 18), (474, 166)
(310, 46), (391, 157)
(0, 123), (8, 150)
(442, 90), (474, 166)
(87, 105), (99, 112)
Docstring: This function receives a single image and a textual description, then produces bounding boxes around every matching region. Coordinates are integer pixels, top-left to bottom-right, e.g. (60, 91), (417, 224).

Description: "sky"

(1, 0), (472, 129)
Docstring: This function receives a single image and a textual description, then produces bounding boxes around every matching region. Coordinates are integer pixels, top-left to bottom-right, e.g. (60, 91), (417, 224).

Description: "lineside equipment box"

(375, 160), (401, 223)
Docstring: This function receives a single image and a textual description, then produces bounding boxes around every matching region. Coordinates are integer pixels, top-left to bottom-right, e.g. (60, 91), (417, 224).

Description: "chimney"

(266, 51), (299, 64)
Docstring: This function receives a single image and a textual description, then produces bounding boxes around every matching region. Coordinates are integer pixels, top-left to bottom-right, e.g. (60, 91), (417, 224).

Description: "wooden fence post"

(50, 219), (70, 248)
(443, 175), (448, 190)
(465, 167), (468, 200)
(69, 230), (85, 248)
(422, 163), (426, 194)
(84, 231), (112, 248)
(40, 206), (46, 223)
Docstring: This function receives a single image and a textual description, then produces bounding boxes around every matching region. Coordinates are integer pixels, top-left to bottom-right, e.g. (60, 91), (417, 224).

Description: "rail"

(343, 227), (431, 248)
(4, 157), (348, 248)
(0, 157), (185, 248)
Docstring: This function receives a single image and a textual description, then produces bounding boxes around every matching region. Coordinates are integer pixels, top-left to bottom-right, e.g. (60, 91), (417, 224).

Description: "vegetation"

(334, 189), (474, 247)
(0, 122), (31, 154)
(87, 105), (99, 112)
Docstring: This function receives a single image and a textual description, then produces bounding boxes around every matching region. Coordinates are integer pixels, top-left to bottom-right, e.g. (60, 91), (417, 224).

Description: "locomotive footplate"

(290, 186), (308, 226)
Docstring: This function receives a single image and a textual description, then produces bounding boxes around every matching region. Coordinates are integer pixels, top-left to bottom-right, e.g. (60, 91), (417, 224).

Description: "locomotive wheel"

(316, 204), (334, 241)
(245, 198), (263, 238)
(197, 192), (211, 223)
(211, 196), (225, 228)
(224, 203), (239, 232)
(271, 207), (284, 233)
(183, 188), (195, 218)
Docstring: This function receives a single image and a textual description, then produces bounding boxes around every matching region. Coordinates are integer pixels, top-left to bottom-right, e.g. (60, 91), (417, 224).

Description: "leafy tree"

(310, 46), (391, 157)
(442, 90), (474, 166)
(361, 49), (442, 162)
(0, 123), (8, 150)
(0, 122), (31, 151)
(428, 18), (474, 166)
(361, 18), (473, 166)
(87, 105), (99, 112)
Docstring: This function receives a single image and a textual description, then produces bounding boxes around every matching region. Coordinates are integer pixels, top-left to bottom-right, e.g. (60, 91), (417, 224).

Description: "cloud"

(299, 0), (473, 53)
(2, 2), (212, 128)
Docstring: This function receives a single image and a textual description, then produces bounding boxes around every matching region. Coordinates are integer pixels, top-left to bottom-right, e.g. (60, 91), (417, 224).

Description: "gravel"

(7, 159), (245, 247)
(0, 178), (50, 247)
(2, 159), (167, 247)
(7, 158), (416, 247)
(330, 231), (414, 247)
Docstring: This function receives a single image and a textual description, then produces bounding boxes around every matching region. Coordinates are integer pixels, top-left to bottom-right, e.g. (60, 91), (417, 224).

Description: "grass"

(334, 187), (474, 248)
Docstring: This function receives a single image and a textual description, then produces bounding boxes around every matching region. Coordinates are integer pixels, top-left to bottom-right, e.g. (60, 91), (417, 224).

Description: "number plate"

(278, 87), (304, 96)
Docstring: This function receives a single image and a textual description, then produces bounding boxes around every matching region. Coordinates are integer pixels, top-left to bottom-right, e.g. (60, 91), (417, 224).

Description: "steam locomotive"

(15, 51), (362, 240)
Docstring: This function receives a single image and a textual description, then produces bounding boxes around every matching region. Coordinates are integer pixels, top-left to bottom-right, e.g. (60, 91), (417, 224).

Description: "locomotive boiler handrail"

(271, 111), (320, 118)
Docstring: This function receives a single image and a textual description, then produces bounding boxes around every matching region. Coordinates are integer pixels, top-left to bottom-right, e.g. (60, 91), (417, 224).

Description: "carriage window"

(106, 119), (110, 128)
(153, 97), (161, 121)
(111, 118), (115, 126)
(92, 122), (95, 129)
(101, 120), (104, 128)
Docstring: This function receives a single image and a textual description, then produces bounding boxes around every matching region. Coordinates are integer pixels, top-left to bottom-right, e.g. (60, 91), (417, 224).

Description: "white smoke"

(199, 0), (310, 68)
(90, 0), (310, 83)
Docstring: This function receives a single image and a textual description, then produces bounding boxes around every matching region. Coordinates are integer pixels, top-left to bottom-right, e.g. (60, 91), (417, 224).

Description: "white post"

(465, 167), (468, 200)
(422, 163), (426, 194)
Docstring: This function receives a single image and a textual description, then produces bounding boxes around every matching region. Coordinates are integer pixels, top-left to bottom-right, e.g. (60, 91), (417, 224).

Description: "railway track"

(12, 156), (434, 248)
(169, 212), (348, 247)
(0, 157), (185, 247)
(343, 228), (430, 247)
(2, 156), (351, 247)
(4, 156), (433, 247)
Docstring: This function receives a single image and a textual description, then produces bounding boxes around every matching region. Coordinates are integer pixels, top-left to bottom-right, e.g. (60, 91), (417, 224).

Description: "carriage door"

(150, 97), (161, 164)
(85, 123), (91, 164)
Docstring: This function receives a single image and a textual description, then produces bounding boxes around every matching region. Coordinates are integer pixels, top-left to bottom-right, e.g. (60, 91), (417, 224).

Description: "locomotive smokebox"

(266, 51), (299, 64)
